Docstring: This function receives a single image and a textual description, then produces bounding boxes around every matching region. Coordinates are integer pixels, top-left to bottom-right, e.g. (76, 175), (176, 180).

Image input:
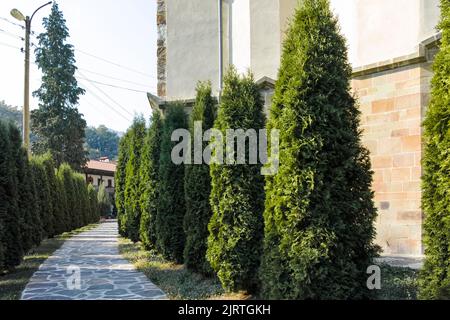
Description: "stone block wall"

(352, 60), (433, 256)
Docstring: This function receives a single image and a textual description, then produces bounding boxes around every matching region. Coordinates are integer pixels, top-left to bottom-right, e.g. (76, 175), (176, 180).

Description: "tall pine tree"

(156, 104), (187, 263)
(139, 112), (163, 249)
(207, 69), (265, 292)
(32, 2), (86, 170)
(419, 0), (450, 300)
(184, 82), (216, 275)
(260, 0), (378, 299)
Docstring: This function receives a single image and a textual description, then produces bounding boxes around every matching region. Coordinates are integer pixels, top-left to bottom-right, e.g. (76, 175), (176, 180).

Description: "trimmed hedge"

(259, 0), (378, 299)
(207, 68), (266, 293)
(123, 116), (147, 242)
(139, 112), (163, 249)
(0, 120), (100, 272)
(419, 0), (450, 300)
(184, 82), (216, 275)
(156, 103), (188, 263)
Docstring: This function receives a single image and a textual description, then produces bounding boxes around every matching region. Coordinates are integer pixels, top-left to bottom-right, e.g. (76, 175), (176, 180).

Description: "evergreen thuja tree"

(139, 112), (163, 249)
(184, 82), (216, 275)
(116, 131), (132, 236)
(419, 0), (450, 300)
(32, 2), (87, 170)
(98, 183), (111, 217)
(0, 121), (23, 270)
(123, 116), (147, 242)
(41, 153), (63, 236)
(88, 184), (99, 223)
(207, 69), (265, 292)
(156, 103), (187, 263)
(57, 164), (77, 231)
(260, 0), (378, 300)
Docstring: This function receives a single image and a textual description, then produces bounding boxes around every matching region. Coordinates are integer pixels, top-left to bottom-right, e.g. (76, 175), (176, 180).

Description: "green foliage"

(156, 104), (188, 263)
(116, 131), (132, 236)
(207, 69), (265, 293)
(123, 116), (147, 242)
(30, 157), (53, 241)
(31, 3), (86, 170)
(184, 82), (216, 275)
(87, 184), (99, 223)
(0, 121), (23, 270)
(57, 164), (78, 231)
(139, 112), (163, 249)
(260, 0), (378, 299)
(419, 0), (450, 300)
(98, 183), (111, 217)
(85, 125), (120, 160)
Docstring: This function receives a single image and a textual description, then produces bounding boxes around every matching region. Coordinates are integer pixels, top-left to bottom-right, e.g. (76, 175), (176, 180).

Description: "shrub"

(184, 82), (216, 275)
(30, 156), (53, 241)
(260, 0), (378, 299)
(419, 0), (450, 300)
(87, 184), (99, 223)
(156, 103), (188, 263)
(57, 164), (78, 231)
(206, 69), (265, 293)
(116, 131), (132, 236)
(123, 116), (147, 242)
(139, 112), (163, 249)
(0, 121), (23, 271)
(98, 182), (111, 217)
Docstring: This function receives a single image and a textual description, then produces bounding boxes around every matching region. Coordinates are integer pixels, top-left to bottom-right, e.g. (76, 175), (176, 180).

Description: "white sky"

(0, 0), (157, 132)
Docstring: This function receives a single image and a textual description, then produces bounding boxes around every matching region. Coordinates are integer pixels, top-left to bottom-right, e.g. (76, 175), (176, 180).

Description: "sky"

(0, 0), (157, 132)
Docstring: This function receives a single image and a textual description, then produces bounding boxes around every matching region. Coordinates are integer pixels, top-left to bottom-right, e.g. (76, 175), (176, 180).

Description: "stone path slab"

(21, 220), (166, 300)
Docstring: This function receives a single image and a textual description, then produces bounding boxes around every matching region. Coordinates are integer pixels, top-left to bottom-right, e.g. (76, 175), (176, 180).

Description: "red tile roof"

(86, 160), (117, 173)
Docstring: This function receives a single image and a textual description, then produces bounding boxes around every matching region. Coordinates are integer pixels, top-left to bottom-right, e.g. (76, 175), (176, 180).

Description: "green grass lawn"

(118, 238), (250, 300)
(0, 224), (98, 300)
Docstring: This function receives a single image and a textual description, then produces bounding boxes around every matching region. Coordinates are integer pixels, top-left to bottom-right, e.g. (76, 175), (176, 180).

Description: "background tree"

(260, 0), (378, 300)
(88, 184), (99, 223)
(184, 82), (216, 275)
(31, 2), (86, 170)
(123, 116), (147, 242)
(85, 125), (120, 160)
(207, 69), (265, 292)
(0, 101), (22, 129)
(0, 121), (23, 270)
(419, 0), (450, 300)
(98, 183), (111, 217)
(116, 131), (132, 236)
(139, 112), (163, 249)
(156, 104), (187, 263)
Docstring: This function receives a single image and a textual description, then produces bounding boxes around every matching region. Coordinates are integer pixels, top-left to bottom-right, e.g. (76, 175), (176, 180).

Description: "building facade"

(151, 0), (441, 257)
(84, 158), (117, 197)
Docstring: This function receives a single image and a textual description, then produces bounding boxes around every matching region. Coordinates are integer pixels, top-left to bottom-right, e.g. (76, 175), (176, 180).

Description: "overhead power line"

(0, 41), (21, 50)
(77, 70), (134, 118)
(0, 28), (24, 41)
(75, 48), (156, 79)
(0, 16), (25, 29)
(78, 67), (156, 89)
(79, 79), (132, 123)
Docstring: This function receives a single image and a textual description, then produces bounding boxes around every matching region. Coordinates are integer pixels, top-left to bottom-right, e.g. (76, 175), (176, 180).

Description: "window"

(108, 179), (112, 188)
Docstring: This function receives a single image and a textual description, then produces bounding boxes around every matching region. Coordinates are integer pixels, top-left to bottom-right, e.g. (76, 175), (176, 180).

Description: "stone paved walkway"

(21, 220), (166, 300)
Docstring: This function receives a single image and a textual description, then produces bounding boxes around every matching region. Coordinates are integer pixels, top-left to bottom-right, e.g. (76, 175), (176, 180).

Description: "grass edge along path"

(118, 237), (251, 300)
(0, 223), (99, 300)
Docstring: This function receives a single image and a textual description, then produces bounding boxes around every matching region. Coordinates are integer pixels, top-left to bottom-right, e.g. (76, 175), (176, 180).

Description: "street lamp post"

(11, 2), (52, 155)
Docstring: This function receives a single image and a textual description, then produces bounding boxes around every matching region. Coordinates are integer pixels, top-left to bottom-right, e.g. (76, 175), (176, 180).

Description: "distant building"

(84, 157), (116, 196)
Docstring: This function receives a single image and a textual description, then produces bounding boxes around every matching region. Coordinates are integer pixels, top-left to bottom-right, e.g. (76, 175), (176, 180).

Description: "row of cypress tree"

(116, 0), (378, 299)
(0, 120), (100, 272)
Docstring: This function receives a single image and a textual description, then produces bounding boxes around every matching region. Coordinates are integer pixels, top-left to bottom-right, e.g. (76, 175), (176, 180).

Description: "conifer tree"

(0, 121), (23, 270)
(116, 131), (132, 236)
(260, 0), (378, 299)
(123, 116), (146, 242)
(139, 112), (163, 249)
(98, 183), (111, 217)
(57, 164), (77, 230)
(32, 3), (86, 170)
(156, 104), (187, 263)
(88, 184), (99, 223)
(207, 69), (265, 292)
(419, 0), (450, 300)
(41, 153), (63, 236)
(184, 82), (216, 274)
